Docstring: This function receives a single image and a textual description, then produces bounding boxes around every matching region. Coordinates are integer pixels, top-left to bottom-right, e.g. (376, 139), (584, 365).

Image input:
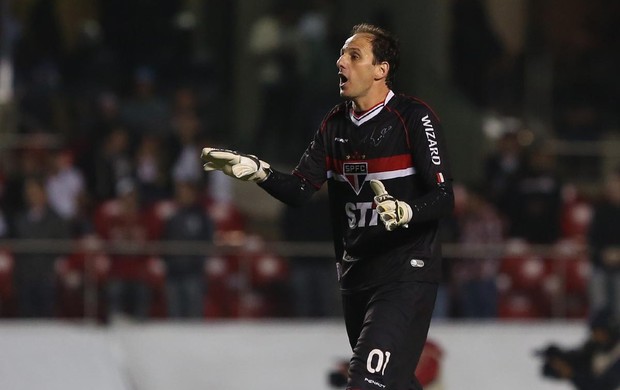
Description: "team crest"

(343, 162), (368, 195)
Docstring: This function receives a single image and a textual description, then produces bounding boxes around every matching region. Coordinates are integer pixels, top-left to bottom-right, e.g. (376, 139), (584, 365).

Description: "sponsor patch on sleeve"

(436, 172), (445, 184)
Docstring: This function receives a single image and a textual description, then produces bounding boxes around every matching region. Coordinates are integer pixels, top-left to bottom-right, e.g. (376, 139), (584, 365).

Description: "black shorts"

(342, 281), (438, 390)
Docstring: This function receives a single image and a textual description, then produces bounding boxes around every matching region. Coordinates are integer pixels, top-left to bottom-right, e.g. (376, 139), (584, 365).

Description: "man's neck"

(352, 86), (390, 112)
(349, 90), (395, 127)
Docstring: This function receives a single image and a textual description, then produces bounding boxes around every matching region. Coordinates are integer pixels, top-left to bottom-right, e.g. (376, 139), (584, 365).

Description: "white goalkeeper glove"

(201, 147), (271, 183)
(370, 179), (413, 231)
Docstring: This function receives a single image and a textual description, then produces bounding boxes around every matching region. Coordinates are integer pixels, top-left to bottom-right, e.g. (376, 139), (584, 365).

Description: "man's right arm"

(258, 170), (318, 207)
(200, 146), (319, 207)
(201, 119), (328, 208)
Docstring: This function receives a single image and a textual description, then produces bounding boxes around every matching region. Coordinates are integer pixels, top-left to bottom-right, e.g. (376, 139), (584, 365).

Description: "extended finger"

(206, 150), (240, 164)
(369, 179), (388, 197)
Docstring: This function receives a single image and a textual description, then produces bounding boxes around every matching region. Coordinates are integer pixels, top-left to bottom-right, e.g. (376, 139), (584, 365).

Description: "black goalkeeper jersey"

(262, 91), (454, 292)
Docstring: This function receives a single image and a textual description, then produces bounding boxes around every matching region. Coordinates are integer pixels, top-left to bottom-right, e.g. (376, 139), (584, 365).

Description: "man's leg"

(345, 281), (438, 390)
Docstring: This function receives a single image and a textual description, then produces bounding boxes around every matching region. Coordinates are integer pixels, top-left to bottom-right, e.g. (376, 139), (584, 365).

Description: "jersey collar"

(349, 90), (395, 127)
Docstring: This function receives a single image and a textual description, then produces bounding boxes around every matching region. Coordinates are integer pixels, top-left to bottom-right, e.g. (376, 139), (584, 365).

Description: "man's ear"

(374, 61), (389, 82)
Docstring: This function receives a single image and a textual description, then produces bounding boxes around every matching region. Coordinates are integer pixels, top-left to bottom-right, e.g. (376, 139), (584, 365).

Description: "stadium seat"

(541, 239), (591, 318)
(203, 255), (241, 318)
(203, 233), (292, 318)
(549, 239), (591, 319)
(497, 240), (548, 318)
(93, 199), (122, 237)
(241, 235), (291, 317)
(55, 239), (111, 320)
(498, 292), (543, 319)
(564, 256), (590, 294)
(249, 254), (289, 288)
(416, 339), (444, 388)
(248, 253), (290, 317)
(145, 199), (178, 240)
(560, 200), (593, 241)
(497, 254), (548, 293)
(146, 256), (167, 318)
(231, 291), (270, 318)
(204, 199), (247, 239)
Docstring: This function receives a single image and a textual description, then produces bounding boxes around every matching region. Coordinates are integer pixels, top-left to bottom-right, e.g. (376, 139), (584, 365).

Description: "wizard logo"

(343, 162), (368, 195)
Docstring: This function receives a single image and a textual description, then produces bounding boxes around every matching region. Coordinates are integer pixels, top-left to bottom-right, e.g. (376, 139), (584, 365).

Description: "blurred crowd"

(0, 0), (619, 324)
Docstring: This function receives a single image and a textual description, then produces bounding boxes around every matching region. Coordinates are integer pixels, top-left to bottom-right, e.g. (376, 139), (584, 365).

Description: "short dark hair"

(351, 23), (400, 88)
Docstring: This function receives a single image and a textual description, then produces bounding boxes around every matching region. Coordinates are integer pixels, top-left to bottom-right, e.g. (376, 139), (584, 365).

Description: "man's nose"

(336, 55), (345, 69)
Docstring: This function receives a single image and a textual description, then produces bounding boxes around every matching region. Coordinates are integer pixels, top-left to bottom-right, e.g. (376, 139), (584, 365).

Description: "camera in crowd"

(535, 343), (592, 380)
(535, 309), (620, 390)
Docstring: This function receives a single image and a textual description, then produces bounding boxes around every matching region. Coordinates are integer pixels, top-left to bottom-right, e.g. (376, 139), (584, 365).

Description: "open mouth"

(339, 74), (348, 86)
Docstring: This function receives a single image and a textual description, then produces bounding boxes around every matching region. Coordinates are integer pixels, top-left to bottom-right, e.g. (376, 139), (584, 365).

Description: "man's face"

(336, 33), (382, 100)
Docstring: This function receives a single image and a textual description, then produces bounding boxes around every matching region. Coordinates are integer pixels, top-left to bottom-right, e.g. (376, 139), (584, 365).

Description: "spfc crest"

(343, 162), (368, 195)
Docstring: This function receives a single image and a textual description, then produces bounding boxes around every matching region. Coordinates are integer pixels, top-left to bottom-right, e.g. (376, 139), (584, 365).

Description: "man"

(539, 310), (620, 390)
(202, 23), (453, 390)
(14, 177), (71, 317)
(163, 180), (214, 318)
(588, 167), (620, 322)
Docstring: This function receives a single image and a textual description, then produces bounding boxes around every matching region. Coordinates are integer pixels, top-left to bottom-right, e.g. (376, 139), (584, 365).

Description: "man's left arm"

(407, 108), (454, 222)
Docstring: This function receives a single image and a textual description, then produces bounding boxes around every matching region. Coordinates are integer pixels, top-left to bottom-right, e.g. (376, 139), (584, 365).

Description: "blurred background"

(0, 0), (619, 389)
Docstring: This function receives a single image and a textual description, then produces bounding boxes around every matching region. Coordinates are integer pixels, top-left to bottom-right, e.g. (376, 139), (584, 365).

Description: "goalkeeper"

(202, 23), (454, 390)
